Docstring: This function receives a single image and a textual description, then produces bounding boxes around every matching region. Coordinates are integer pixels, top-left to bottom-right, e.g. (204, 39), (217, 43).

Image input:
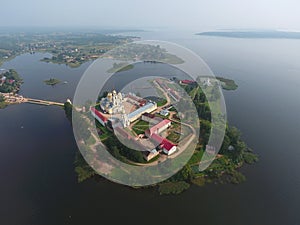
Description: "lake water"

(1, 30), (300, 225)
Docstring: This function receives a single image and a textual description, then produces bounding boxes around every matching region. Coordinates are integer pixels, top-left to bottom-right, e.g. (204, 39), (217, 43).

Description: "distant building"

(179, 80), (196, 85)
(7, 79), (15, 85)
(144, 148), (160, 161)
(160, 109), (169, 117)
(0, 76), (6, 86)
(66, 99), (72, 104)
(203, 78), (212, 87)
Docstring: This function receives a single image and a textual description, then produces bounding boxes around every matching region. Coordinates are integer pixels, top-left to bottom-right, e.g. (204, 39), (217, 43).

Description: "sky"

(1, 0), (300, 31)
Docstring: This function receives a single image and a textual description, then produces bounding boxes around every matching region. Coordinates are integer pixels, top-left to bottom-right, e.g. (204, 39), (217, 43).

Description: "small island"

(44, 78), (61, 86)
(216, 77), (238, 90)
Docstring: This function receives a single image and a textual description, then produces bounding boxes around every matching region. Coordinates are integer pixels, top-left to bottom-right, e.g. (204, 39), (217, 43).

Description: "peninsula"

(70, 77), (257, 195)
(0, 69), (22, 109)
(196, 30), (300, 39)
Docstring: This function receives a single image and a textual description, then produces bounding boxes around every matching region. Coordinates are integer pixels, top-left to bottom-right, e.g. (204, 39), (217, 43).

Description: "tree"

(0, 95), (4, 102)
(172, 165), (193, 181)
(64, 102), (73, 122)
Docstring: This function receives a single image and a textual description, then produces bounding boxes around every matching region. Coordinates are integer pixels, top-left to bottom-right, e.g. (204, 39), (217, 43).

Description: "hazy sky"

(1, 0), (300, 30)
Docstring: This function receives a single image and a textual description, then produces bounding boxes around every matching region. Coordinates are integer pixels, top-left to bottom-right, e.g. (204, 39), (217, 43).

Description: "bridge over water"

(24, 98), (65, 106)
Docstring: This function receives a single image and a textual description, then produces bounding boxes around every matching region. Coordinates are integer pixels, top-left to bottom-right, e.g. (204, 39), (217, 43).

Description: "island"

(196, 30), (300, 39)
(68, 76), (258, 195)
(44, 78), (61, 86)
(216, 77), (238, 90)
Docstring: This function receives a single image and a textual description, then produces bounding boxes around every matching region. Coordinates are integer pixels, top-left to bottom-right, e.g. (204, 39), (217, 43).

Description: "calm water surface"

(1, 31), (300, 225)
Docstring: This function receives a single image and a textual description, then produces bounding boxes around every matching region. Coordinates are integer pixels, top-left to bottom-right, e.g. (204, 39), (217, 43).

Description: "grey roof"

(128, 102), (156, 120)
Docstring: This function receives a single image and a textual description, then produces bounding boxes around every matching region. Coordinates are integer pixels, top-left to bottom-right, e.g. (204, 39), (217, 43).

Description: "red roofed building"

(162, 140), (177, 155)
(150, 133), (177, 155)
(180, 80), (196, 85)
(145, 119), (171, 137)
(90, 107), (108, 126)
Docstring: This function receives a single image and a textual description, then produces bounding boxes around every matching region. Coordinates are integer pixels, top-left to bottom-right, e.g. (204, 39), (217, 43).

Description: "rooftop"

(91, 107), (108, 122)
(145, 119), (171, 136)
(150, 133), (176, 152)
(127, 102), (156, 120)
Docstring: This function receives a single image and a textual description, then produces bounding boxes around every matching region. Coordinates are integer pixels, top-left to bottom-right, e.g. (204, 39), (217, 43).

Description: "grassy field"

(156, 98), (167, 107)
(166, 131), (181, 143)
(132, 120), (150, 135)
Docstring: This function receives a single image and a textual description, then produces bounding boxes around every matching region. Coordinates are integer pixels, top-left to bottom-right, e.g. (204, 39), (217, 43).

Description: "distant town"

(0, 32), (184, 69)
(0, 32), (137, 68)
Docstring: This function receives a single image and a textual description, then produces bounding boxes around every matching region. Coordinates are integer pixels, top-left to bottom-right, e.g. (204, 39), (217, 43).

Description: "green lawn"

(156, 98), (167, 107)
(166, 131), (180, 143)
(132, 120), (150, 135)
(188, 150), (205, 166)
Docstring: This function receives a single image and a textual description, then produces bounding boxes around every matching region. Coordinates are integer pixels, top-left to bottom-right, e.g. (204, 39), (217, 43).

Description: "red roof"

(150, 133), (164, 143)
(162, 140), (176, 151)
(91, 107), (108, 122)
(150, 133), (176, 152)
(145, 119), (171, 136)
(181, 80), (195, 84)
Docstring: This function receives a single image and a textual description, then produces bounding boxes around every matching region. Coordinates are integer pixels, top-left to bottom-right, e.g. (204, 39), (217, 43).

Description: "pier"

(24, 98), (65, 106)
(1, 93), (66, 107)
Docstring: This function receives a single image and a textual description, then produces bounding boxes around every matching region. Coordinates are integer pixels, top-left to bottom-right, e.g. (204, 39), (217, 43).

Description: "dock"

(1, 92), (66, 107)
(24, 98), (65, 106)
